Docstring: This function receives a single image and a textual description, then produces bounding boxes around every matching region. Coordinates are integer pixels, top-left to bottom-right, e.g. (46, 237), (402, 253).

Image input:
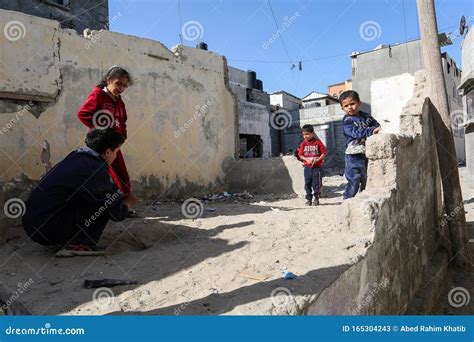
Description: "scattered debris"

(282, 271), (296, 280)
(202, 191), (254, 201)
(83, 279), (139, 289)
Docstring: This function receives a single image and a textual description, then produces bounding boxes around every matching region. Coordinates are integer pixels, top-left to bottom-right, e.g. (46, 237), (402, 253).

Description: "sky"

(109, 0), (473, 98)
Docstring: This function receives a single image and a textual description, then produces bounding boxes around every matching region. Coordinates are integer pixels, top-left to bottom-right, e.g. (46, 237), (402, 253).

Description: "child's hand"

(373, 127), (381, 134)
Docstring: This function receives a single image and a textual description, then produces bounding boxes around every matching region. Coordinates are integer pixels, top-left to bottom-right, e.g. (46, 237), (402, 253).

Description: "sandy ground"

(0, 175), (373, 315)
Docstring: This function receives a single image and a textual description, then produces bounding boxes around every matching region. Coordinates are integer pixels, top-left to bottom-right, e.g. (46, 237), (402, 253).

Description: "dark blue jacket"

(22, 147), (129, 228)
(342, 111), (380, 146)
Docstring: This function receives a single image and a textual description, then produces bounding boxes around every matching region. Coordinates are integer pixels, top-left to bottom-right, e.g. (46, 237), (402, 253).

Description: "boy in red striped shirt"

(298, 125), (327, 206)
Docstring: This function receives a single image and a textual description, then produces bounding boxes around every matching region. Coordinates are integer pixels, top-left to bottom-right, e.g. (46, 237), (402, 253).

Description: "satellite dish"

(460, 15), (467, 35)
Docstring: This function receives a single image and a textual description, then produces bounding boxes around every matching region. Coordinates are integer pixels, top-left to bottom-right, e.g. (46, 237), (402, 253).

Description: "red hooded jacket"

(77, 86), (128, 139)
(298, 137), (327, 168)
(77, 86), (130, 194)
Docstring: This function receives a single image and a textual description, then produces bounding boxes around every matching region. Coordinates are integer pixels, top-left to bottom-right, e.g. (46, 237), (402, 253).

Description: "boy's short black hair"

(86, 128), (125, 154)
(339, 90), (360, 103)
(302, 124), (314, 133)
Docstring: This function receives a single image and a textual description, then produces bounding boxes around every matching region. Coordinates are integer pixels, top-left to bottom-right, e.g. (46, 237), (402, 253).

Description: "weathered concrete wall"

(228, 66), (252, 89)
(0, 12), (61, 101)
(371, 73), (415, 134)
(229, 66), (272, 158)
(0, 10), (237, 203)
(461, 28), (474, 87)
(306, 71), (445, 314)
(225, 156), (304, 196)
(460, 28), (474, 187)
(352, 40), (423, 113)
(467, 123), (474, 188)
(238, 101), (271, 158)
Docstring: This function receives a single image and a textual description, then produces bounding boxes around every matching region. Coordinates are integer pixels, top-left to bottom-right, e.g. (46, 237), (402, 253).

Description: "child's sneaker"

(313, 197), (320, 206)
(305, 200), (312, 206)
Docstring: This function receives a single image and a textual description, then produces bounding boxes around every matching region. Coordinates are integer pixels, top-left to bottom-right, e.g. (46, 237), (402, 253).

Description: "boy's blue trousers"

(343, 154), (368, 199)
(304, 167), (321, 200)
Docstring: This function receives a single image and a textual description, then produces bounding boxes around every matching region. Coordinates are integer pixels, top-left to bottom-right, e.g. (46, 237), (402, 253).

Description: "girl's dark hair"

(97, 66), (131, 88)
(339, 90), (360, 103)
(86, 128), (125, 154)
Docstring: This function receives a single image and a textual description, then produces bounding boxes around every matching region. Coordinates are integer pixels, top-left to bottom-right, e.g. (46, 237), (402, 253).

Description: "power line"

(267, 0), (294, 63)
(227, 51), (352, 64)
(177, 0), (183, 45)
(227, 18), (464, 66)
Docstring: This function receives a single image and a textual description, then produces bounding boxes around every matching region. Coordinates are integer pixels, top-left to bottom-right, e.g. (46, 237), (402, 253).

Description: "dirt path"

(0, 176), (372, 315)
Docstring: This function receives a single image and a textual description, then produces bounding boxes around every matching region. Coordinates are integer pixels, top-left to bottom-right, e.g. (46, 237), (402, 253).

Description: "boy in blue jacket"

(340, 91), (381, 199)
(22, 128), (137, 257)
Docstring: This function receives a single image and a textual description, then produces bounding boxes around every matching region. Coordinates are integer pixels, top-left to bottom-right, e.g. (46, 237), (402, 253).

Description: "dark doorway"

(239, 134), (263, 158)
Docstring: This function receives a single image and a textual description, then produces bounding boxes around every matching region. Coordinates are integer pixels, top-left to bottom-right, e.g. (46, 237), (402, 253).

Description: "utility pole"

(416, 0), (470, 268)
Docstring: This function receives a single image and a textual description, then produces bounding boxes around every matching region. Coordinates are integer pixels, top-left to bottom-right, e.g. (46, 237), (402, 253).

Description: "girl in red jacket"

(77, 66), (139, 217)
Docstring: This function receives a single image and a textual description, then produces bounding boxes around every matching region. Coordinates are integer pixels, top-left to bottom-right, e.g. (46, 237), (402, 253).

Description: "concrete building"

(269, 91), (301, 156)
(270, 91), (301, 111)
(270, 90), (345, 171)
(0, 0), (108, 33)
(459, 27), (474, 187)
(328, 80), (352, 99)
(351, 38), (465, 162)
(228, 67), (272, 158)
(301, 91), (340, 108)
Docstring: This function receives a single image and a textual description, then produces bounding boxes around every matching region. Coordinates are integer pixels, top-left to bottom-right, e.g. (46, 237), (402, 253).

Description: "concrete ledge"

(225, 156), (304, 196)
(306, 70), (446, 315)
(366, 134), (399, 160)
